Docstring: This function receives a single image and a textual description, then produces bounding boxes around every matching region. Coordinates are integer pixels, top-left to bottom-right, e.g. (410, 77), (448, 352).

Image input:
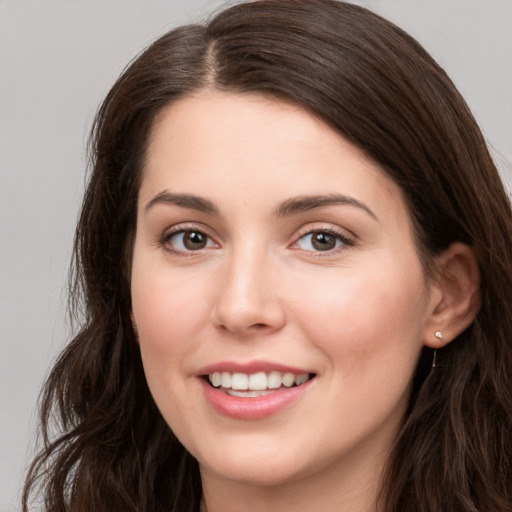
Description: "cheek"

(291, 259), (428, 373)
(132, 266), (209, 354)
(130, 261), (217, 411)
(130, 264), (214, 427)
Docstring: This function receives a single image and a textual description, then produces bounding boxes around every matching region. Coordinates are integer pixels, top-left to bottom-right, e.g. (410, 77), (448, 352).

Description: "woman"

(23, 1), (512, 511)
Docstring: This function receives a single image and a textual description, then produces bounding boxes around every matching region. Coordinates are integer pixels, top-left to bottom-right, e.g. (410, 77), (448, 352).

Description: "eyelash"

(159, 224), (218, 257)
(291, 226), (354, 256)
(158, 225), (354, 256)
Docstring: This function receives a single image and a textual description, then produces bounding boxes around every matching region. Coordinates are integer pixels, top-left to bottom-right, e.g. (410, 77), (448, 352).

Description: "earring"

(432, 349), (437, 369)
(432, 331), (443, 369)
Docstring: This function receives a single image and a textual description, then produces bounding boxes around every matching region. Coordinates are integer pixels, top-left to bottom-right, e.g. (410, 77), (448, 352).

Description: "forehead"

(141, 90), (406, 222)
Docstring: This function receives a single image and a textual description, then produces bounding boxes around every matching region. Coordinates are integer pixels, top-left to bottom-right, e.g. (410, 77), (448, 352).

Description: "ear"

(424, 242), (481, 349)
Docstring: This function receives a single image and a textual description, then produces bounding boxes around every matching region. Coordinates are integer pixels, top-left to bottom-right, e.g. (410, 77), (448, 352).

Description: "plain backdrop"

(1, 1), (511, 509)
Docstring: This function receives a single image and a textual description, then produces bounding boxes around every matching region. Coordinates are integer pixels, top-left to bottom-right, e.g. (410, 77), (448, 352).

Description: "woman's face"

(131, 91), (437, 489)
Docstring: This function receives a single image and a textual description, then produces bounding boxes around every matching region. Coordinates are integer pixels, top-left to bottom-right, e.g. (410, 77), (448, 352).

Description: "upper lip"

(197, 360), (314, 376)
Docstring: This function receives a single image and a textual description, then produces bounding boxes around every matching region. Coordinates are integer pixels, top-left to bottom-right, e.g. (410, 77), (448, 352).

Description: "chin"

(201, 457), (306, 488)
(195, 436), (312, 488)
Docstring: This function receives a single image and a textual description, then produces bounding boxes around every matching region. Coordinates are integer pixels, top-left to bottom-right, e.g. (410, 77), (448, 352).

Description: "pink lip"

(199, 377), (314, 421)
(197, 360), (315, 420)
(197, 360), (312, 375)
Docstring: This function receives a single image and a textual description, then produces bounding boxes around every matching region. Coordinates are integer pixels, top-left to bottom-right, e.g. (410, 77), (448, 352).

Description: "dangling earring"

(432, 331), (443, 369)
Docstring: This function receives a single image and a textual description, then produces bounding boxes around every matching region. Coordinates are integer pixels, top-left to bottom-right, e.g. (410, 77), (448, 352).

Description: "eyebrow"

(145, 191), (219, 214)
(145, 191), (377, 221)
(274, 194), (378, 220)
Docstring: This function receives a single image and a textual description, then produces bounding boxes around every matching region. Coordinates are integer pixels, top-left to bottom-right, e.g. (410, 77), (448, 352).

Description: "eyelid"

(289, 224), (355, 254)
(159, 223), (220, 254)
(156, 222), (355, 257)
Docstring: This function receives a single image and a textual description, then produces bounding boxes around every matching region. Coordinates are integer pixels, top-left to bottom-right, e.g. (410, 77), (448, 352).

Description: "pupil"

(312, 232), (335, 251)
(184, 231), (206, 250)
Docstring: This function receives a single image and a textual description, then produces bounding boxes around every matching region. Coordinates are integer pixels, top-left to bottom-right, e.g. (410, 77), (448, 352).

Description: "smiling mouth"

(205, 371), (315, 397)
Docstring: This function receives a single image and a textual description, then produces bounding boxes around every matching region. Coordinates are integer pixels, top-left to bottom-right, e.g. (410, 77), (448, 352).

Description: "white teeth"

(210, 372), (222, 387)
(228, 389), (273, 397)
(267, 371), (282, 389)
(208, 371), (311, 391)
(295, 373), (309, 385)
(248, 371), (267, 390)
(221, 372), (231, 388)
(282, 372), (295, 387)
(231, 372), (249, 390)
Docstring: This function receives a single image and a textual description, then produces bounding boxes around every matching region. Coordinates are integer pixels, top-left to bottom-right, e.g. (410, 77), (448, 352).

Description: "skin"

(130, 90), (476, 512)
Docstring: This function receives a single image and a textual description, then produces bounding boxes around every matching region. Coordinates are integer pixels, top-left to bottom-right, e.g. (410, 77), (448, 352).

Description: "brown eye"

(296, 230), (347, 252)
(183, 231), (208, 250)
(167, 230), (215, 252)
(311, 232), (337, 251)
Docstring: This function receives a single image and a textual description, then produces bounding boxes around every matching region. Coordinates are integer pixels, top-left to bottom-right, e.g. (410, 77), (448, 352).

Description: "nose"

(211, 250), (286, 337)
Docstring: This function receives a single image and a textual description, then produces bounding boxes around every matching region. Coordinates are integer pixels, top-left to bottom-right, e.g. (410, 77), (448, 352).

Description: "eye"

(165, 229), (217, 252)
(295, 230), (349, 252)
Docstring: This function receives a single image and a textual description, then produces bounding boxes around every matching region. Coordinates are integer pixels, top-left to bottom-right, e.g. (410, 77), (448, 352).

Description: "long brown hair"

(23, 1), (512, 510)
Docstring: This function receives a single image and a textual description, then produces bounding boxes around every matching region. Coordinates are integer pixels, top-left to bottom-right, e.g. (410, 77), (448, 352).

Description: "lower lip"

(201, 379), (313, 420)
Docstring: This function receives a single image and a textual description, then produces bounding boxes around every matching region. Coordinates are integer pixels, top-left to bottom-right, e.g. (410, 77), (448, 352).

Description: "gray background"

(1, 1), (511, 509)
